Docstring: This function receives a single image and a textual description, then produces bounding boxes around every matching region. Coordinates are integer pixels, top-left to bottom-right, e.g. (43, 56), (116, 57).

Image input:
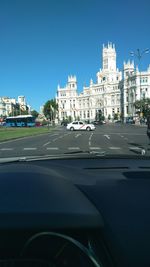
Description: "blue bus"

(6, 115), (35, 127)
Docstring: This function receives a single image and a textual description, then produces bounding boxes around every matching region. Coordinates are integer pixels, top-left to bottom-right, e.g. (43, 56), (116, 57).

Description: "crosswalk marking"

(46, 147), (59, 150)
(109, 147), (121, 150)
(90, 147), (101, 150)
(23, 148), (37, 150)
(0, 148), (14, 151)
(68, 147), (80, 150)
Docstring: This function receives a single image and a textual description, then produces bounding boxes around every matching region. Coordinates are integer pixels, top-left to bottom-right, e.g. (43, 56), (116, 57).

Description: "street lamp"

(130, 48), (149, 119)
(130, 48), (149, 61)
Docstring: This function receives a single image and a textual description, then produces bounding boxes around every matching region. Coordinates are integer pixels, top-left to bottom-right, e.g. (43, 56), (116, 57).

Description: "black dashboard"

(0, 157), (150, 267)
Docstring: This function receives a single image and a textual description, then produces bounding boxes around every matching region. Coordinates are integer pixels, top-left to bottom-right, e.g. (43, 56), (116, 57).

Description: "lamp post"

(130, 48), (149, 119)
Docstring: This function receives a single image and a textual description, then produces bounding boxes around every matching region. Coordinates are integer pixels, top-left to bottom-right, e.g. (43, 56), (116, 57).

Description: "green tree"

(67, 116), (72, 122)
(9, 103), (20, 116)
(113, 113), (119, 120)
(108, 114), (111, 120)
(20, 110), (29, 115)
(43, 99), (58, 121)
(95, 110), (104, 122)
(31, 110), (39, 118)
(9, 103), (30, 116)
(134, 98), (150, 118)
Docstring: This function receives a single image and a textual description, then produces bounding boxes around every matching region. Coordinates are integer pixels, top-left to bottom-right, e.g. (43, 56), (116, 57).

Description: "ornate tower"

(102, 42), (116, 71)
(68, 75), (77, 90)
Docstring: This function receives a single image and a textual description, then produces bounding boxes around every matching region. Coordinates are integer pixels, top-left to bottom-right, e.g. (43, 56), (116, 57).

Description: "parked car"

(35, 122), (42, 127)
(92, 121), (99, 125)
(61, 120), (69, 126)
(92, 120), (106, 125)
(66, 121), (95, 131)
(114, 120), (121, 123)
(126, 117), (135, 124)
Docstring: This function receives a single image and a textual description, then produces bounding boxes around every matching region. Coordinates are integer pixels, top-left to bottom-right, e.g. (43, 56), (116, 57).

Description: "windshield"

(0, 0), (150, 160)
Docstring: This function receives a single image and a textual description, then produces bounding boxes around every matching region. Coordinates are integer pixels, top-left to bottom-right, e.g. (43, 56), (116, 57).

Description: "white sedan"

(66, 121), (95, 131)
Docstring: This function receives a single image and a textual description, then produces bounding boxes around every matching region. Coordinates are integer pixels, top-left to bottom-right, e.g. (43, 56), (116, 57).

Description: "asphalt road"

(0, 124), (149, 158)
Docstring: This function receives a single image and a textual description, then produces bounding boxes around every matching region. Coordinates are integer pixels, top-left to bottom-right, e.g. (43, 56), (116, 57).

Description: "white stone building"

(0, 97), (16, 117)
(0, 96), (30, 117)
(56, 42), (150, 122)
(56, 75), (78, 121)
(122, 61), (150, 120)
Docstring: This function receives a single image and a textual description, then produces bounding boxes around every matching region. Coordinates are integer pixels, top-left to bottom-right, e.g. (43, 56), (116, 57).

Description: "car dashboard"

(0, 157), (150, 267)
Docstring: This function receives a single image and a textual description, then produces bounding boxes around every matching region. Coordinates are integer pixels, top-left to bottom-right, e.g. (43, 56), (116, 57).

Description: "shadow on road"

(128, 142), (145, 149)
(128, 142), (146, 155)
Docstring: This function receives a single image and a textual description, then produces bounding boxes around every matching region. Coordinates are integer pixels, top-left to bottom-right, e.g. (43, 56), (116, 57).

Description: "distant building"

(40, 105), (44, 115)
(0, 96), (30, 117)
(122, 62), (150, 120)
(56, 42), (150, 122)
(18, 96), (27, 111)
(0, 97), (16, 117)
(0, 98), (6, 117)
(56, 43), (122, 121)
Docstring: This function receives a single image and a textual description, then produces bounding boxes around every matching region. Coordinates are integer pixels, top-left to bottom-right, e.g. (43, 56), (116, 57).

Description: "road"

(0, 124), (149, 158)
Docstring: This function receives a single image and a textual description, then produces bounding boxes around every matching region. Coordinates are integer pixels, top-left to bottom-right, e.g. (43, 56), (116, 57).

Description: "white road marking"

(89, 133), (93, 141)
(90, 147), (101, 150)
(68, 147), (80, 150)
(23, 148), (37, 150)
(109, 147), (121, 150)
(88, 133), (93, 146)
(129, 146), (141, 150)
(46, 147), (59, 150)
(43, 141), (51, 147)
(104, 135), (110, 139)
(0, 148), (14, 151)
(141, 149), (146, 155)
(53, 138), (59, 142)
(93, 133), (146, 136)
(75, 134), (81, 138)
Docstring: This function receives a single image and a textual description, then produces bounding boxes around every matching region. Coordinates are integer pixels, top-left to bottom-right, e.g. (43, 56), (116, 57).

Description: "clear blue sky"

(0, 0), (150, 111)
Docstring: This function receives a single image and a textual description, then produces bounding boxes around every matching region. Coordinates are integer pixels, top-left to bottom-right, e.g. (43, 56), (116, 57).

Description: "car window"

(0, 0), (149, 159)
(0, 2), (150, 267)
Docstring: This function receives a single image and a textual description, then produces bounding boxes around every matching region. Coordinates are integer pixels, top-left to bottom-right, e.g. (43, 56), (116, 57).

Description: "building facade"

(56, 42), (150, 122)
(0, 96), (30, 117)
(122, 62), (150, 120)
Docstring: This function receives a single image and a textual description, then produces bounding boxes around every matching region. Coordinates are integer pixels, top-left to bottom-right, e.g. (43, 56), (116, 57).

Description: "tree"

(95, 109), (104, 122)
(20, 110), (29, 115)
(108, 114), (111, 120)
(134, 98), (150, 118)
(9, 103), (29, 116)
(68, 116), (72, 122)
(31, 110), (39, 118)
(43, 99), (58, 121)
(9, 103), (20, 116)
(113, 113), (119, 120)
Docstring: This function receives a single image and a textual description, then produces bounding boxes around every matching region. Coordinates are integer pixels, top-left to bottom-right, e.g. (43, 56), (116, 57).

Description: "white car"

(66, 121), (95, 131)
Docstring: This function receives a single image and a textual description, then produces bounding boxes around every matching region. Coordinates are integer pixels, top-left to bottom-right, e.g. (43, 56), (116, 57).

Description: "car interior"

(0, 156), (150, 267)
